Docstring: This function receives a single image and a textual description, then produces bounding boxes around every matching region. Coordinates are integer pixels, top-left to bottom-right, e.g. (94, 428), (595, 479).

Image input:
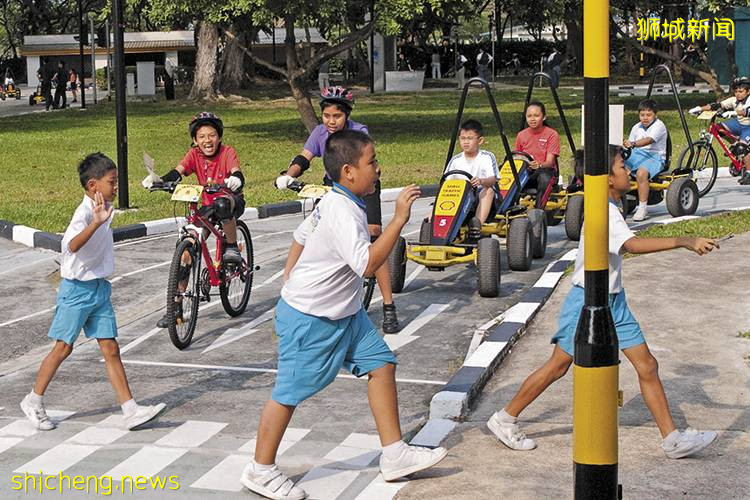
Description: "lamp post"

(112, 0), (129, 208)
(77, 0), (85, 109)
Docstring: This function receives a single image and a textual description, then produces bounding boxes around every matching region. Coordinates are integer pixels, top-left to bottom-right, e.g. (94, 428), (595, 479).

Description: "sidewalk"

(398, 232), (750, 499)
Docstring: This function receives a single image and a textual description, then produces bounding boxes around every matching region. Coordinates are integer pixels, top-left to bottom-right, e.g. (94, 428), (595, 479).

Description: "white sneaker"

(633, 204), (649, 221)
(661, 428), (717, 459)
(486, 412), (536, 451)
(379, 444), (448, 481)
(20, 394), (56, 431)
(123, 403), (166, 430)
(239, 463), (307, 500)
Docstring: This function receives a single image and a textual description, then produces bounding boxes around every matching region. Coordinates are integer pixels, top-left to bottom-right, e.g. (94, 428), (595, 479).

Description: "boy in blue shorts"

(486, 145), (719, 460)
(623, 99), (668, 221)
(20, 153), (165, 431)
(241, 131), (447, 500)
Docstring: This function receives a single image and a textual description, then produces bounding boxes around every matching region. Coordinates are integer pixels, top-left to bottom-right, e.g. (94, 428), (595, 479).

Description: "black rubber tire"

(220, 220), (253, 317)
(527, 208), (548, 259)
(477, 237), (501, 297)
(166, 239), (200, 350)
(677, 141), (718, 198)
(388, 236), (407, 293)
(29, 95), (34, 106)
(564, 194), (584, 241)
(666, 177), (699, 217)
(507, 217), (533, 271)
(419, 218), (432, 244)
(362, 277), (376, 311)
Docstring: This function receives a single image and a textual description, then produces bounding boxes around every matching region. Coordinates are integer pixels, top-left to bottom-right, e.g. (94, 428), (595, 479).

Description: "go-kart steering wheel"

(440, 169), (475, 183)
(510, 150), (535, 163)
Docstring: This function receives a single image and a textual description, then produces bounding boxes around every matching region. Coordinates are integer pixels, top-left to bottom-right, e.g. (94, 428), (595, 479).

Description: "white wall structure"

(580, 105), (625, 146)
(126, 73), (136, 96)
(136, 61), (156, 95)
(368, 33), (385, 92)
(26, 56), (40, 86)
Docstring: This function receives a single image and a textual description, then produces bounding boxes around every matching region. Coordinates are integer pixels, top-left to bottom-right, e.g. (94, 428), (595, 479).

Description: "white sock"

(28, 391), (43, 406)
(121, 399), (138, 416)
(496, 408), (517, 424)
(662, 429), (680, 446)
(638, 201), (647, 208)
(251, 460), (275, 473)
(382, 440), (408, 460)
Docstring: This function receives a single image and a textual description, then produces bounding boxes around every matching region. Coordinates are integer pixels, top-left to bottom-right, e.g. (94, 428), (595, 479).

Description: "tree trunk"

(563, 1), (583, 75)
(220, 27), (245, 92)
(283, 16), (318, 133)
(190, 21), (220, 100)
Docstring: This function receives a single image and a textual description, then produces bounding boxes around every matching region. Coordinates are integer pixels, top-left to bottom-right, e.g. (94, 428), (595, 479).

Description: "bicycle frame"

(702, 116), (745, 170)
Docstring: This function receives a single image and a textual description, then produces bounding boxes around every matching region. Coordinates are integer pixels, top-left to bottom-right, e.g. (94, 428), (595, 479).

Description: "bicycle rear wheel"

(166, 239), (200, 349)
(679, 140), (718, 198)
(362, 277), (376, 311)
(220, 220), (254, 316)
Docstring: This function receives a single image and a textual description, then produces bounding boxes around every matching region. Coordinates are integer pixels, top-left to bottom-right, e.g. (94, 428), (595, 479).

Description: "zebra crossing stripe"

(105, 420), (226, 480)
(323, 433), (381, 467)
(354, 474), (408, 500)
(191, 427), (311, 492)
(0, 410), (76, 456)
(14, 415), (127, 474)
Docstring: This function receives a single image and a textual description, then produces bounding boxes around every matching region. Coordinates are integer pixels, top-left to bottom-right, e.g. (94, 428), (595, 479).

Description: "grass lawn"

(635, 209), (750, 239)
(0, 84), (713, 232)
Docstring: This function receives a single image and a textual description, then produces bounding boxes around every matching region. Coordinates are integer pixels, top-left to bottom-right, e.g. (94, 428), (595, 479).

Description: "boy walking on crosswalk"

(240, 131), (447, 499)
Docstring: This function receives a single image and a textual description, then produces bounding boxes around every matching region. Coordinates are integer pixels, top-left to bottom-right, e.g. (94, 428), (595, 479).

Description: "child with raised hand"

(515, 101), (561, 208)
(241, 130), (447, 500)
(486, 145), (719, 460)
(689, 76), (750, 185)
(623, 99), (669, 221)
(443, 119), (500, 238)
(21, 153), (166, 431)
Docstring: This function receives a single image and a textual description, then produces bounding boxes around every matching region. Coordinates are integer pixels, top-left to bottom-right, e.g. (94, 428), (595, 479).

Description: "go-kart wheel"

(564, 194), (584, 241)
(527, 209), (547, 259)
(362, 277), (376, 311)
(388, 236), (407, 293)
(507, 217), (533, 271)
(419, 218), (431, 244)
(477, 237), (501, 297)
(666, 177), (699, 217)
(29, 95), (35, 106)
(0, 93), (5, 101)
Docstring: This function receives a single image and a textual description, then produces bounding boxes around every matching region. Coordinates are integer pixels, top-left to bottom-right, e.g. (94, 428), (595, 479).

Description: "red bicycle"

(150, 181), (256, 349)
(680, 110), (747, 193)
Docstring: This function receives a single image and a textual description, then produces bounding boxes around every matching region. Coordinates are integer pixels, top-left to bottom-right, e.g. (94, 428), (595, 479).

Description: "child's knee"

(369, 362), (396, 379)
(635, 354), (659, 379)
(53, 341), (73, 359)
(636, 167), (650, 180)
(551, 358), (573, 379)
(98, 339), (120, 360)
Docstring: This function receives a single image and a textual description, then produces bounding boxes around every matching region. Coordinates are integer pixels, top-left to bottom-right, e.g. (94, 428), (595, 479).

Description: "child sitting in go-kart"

(689, 76), (750, 185)
(515, 101), (561, 208)
(443, 119), (500, 238)
(623, 99), (669, 221)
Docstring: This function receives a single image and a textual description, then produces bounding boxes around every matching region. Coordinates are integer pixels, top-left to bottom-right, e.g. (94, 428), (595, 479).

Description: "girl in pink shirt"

(514, 101), (561, 208)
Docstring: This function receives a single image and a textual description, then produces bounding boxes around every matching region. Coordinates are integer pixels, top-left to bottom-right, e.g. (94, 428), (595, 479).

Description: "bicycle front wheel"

(362, 277), (376, 311)
(679, 140), (718, 198)
(166, 239), (201, 349)
(220, 220), (254, 316)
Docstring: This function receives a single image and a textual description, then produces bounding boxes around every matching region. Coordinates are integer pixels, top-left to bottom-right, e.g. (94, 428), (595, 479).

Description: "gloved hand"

(225, 175), (242, 192)
(721, 110), (738, 119)
(275, 174), (294, 190)
(141, 173), (162, 189)
(688, 106), (702, 116)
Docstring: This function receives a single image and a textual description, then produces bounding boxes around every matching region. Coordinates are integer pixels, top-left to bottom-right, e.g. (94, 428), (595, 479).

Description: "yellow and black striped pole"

(575, 0), (619, 498)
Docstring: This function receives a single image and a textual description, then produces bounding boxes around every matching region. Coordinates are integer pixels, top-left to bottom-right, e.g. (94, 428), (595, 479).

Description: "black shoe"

(739, 171), (750, 185)
(223, 245), (242, 265)
(382, 303), (400, 334)
(468, 216), (482, 241)
(156, 304), (183, 328)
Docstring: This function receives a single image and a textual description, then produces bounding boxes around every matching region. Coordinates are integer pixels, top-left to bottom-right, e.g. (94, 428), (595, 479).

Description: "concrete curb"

(429, 249), (578, 420)
(0, 184), (440, 253)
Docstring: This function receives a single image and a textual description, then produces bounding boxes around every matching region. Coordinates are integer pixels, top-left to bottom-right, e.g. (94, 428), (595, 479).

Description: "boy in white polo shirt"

(20, 153), (165, 431)
(486, 145), (719, 460)
(623, 99), (669, 221)
(443, 119), (500, 238)
(240, 130), (447, 500)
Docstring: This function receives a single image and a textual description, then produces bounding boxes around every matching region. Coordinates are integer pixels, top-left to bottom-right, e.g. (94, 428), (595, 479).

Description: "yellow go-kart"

(387, 78), (547, 298)
(0, 81), (21, 101)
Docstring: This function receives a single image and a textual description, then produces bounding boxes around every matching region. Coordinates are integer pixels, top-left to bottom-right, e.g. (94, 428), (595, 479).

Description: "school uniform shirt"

(281, 186), (371, 320)
(444, 150), (499, 183)
(571, 201), (635, 294)
(514, 126), (561, 167)
(60, 194), (115, 281)
(627, 118), (668, 161)
(719, 96), (750, 126)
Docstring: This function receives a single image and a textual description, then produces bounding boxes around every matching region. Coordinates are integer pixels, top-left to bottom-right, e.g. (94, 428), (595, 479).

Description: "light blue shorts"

(625, 148), (665, 179)
(272, 298), (397, 406)
(551, 285), (645, 356)
(48, 278), (118, 346)
(721, 118), (750, 143)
